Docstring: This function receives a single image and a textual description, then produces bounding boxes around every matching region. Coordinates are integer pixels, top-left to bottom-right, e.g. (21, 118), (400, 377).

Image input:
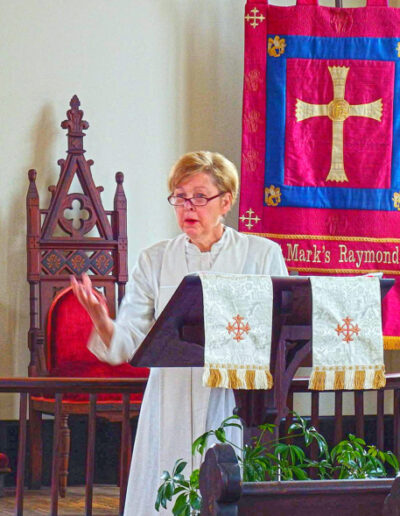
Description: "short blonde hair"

(168, 151), (239, 204)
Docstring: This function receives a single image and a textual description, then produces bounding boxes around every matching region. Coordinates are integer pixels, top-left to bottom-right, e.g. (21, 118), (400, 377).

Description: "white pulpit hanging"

(309, 276), (385, 391)
(199, 272), (273, 390)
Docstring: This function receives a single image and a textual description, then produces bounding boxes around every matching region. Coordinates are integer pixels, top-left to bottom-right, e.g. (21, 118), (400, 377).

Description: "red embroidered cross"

(226, 315), (251, 342)
(335, 317), (360, 343)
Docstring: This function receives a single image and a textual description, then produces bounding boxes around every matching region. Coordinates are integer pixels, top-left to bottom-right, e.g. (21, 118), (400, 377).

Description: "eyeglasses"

(167, 192), (224, 207)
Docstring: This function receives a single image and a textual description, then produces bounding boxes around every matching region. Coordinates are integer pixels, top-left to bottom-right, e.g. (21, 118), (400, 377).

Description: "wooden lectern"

(131, 275), (393, 436)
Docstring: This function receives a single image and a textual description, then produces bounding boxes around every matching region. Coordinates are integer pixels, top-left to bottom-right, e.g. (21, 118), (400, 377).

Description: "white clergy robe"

(89, 226), (288, 516)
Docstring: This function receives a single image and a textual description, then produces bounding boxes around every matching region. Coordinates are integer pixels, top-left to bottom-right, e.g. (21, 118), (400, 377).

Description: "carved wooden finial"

(61, 94), (89, 154)
(27, 169), (39, 201)
(28, 169), (37, 182)
(70, 94), (80, 110)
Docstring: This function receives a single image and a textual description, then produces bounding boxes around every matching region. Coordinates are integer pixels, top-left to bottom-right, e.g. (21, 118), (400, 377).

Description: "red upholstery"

(40, 287), (149, 403)
(0, 453), (10, 472)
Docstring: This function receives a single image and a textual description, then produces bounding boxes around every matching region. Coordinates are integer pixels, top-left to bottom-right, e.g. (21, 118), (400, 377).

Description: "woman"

(71, 151), (288, 515)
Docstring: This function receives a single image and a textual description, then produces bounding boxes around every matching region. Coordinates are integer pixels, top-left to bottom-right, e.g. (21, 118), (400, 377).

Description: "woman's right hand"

(70, 273), (114, 348)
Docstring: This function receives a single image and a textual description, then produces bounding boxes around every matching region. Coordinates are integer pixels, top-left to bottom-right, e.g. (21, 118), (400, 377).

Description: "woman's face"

(173, 172), (232, 246)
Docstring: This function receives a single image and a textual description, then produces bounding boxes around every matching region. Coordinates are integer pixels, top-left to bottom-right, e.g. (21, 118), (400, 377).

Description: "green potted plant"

(155, 414), (399, 516)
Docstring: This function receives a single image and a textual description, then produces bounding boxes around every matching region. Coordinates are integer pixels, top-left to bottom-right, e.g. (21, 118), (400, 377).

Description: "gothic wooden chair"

(26, 95), (149, 496)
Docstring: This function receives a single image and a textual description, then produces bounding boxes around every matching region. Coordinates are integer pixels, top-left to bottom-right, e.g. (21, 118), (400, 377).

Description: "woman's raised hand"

(70, 273), (114, 348)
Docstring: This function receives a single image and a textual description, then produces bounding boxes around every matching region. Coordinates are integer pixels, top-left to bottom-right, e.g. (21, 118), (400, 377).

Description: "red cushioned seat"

(32, 286), (149, 404)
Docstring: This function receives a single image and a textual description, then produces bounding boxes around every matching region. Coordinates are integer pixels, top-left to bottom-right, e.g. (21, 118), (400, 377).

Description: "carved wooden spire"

(61, 95), (89, 154)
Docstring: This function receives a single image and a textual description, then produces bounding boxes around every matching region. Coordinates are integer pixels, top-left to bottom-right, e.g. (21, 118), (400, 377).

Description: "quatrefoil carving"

(60, 194), (96, 236)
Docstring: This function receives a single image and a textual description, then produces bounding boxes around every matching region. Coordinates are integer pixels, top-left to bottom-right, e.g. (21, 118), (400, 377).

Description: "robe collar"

(156, 226), (249, 317)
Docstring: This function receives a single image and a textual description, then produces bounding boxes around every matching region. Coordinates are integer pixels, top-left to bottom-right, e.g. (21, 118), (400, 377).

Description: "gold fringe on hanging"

(203, 364), (273, 390)
(205, 368), (222, 388)
(309, 369), (326, 390)
(333, 370), (345, 390)
(245, 369), (256, 389)
(384, 336), (400, 350)
(227, 369), (241, 389)
(266, 370), (273, 389)
(372, 367), (386, 389)
(309, 365), (386, 391)
(354, 369), (366, 390)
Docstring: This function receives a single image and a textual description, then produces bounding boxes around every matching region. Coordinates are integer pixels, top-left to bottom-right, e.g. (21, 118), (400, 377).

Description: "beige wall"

(0, 0), (246, 418)
(1, 0), (398, 418)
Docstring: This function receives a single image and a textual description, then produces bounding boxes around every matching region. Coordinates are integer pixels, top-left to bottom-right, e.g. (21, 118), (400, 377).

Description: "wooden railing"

(286, 373), (400, 474)
(0, 377), (147, 516)
(3, 374), (400, 515)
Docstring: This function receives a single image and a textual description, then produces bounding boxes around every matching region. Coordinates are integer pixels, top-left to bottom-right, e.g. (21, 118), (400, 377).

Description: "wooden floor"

(0, 486), (120, 515)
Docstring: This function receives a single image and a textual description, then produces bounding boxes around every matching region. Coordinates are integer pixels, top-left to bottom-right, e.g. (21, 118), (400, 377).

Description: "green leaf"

(292, 466), (309, 480)
(192, 432), (214, 455)
(155, 486), (164, 511)
(385, 451), (400, 472)
(315, 434), (329, 458)
(165, 482), (174, 501)
(173, 493), (189, 516)
(190, 469), (200, 488)
(291, 445), (306, 462)
(174, 486), (187, 495)
(215, 428), (227, 443)
(258, 422), (276, 433)
(189, 490), (202, 510)
(274, 443), (289, 457)
(161, 470), (170, 481)
(174, 460), (188, 476)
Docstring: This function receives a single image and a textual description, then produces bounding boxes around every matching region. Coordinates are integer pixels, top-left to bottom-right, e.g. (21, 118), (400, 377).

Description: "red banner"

(239, 0), (400, 349)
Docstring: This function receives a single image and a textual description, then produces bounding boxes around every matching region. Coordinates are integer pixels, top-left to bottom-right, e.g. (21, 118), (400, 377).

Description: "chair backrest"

(26, 95), (128, 377)
(47, 286), (107, 370)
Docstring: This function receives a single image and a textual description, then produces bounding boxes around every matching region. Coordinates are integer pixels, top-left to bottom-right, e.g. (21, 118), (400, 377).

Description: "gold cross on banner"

(240, 208), (260, 229)
(245, 7), (266, 29)
(295, 66), (383, 182)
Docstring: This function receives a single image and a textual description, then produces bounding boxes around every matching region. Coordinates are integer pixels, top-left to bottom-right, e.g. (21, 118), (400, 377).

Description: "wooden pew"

(199, 443), (400, 516)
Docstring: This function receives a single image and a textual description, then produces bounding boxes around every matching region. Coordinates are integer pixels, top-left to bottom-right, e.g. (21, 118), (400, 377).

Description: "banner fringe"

(384, 336), (400, 350)
(373, 368), (386, 389)
(204, 366), (273, 389)
(245, 369), (256, 389)
(333, 370), (345, 390)
(354, 370), (366, 390)
(228, 369), (241, 389)
(310, 366), (385, 390)
(309, 370), (326, 390)
(205, 368), (222, 388)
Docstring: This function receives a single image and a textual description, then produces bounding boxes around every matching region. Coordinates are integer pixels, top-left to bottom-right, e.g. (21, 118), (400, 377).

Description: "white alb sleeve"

(88, 251), (156, 365)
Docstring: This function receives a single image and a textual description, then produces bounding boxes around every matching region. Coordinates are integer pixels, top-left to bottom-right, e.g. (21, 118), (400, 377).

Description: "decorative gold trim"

(204, 366), (272, 389)
(393, 192), (400, 211)
(244, 232), (400, 244)
(333, 370), (345, 389)
(245, 370), (256, 390)
(286, 266), (400, 275)
(373, 369), (386, 389)
(384, 336), (400, 350)
(309, 370), (326, 390)
(268, 36), (286, 58)
(265, 185), (282, 207)
(309, 365), (385, 390)
(206, 363), (268, 370)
